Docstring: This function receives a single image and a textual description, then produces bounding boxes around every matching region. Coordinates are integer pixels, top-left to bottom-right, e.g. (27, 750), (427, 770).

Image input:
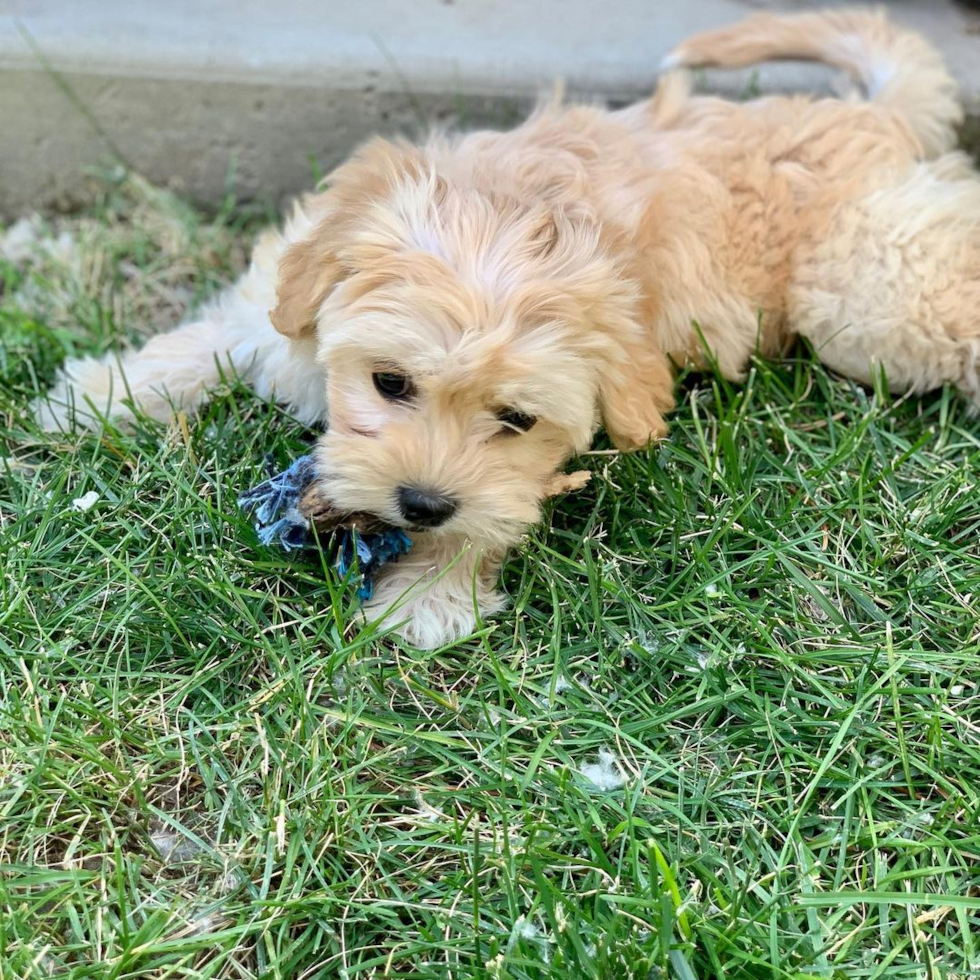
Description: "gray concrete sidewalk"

(2, 0), (979, 217)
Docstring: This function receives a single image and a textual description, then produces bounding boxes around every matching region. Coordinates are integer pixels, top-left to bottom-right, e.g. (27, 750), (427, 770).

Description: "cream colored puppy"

(38, 9), (980, 647)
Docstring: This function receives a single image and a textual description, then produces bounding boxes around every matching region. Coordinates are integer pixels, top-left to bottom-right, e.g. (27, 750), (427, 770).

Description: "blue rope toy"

(238, 454), (412, 600)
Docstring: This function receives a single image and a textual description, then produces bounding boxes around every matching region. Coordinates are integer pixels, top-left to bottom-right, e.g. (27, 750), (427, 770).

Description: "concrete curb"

(2, 0), (979, 217)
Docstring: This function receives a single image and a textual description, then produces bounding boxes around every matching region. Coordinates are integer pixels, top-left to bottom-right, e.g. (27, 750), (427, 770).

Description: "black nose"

(397, 486), (458, 527)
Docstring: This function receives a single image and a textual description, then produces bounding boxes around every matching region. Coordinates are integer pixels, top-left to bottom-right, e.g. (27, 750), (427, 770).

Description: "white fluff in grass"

(635, 630), (660, 654)
(0, 216), (44, 263)
(1, 215), (80, 274)
(71, 490), (100, 512)
(188, 912), (219, 937)
(506, 915), (552, 964)
(149, 829), (178, 861)
(150, 827), (202, 864)
(413, 791), (446, 821)
(579, 749), (626, 790)
(218, 869), (241, 893)
(692, 642), (746, 672)
(537, 674), (574, 710)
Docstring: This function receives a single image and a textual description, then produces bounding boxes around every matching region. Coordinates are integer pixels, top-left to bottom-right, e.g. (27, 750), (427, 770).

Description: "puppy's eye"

(496, 408), (537, 433)
(373, 371), (415, 401)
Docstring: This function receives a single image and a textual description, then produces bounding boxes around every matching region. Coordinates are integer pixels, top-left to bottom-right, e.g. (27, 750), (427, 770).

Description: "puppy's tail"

(664, 7), (962, 156)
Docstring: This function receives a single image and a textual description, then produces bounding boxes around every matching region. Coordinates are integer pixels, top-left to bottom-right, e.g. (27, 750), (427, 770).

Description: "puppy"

(38, 9), (980, 647)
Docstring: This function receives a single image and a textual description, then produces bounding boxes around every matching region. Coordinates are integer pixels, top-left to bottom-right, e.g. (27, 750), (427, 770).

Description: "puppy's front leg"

(36, 227), (327, 432)
(362, 534), (506, 649)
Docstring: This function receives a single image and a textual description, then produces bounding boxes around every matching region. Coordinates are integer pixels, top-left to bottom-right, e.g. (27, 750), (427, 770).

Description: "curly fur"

(37, 8), (980, 647)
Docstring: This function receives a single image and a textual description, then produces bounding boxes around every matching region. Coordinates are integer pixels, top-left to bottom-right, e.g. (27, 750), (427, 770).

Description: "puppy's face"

(271, 139), (656, 549)
(313, 272), (599, 547)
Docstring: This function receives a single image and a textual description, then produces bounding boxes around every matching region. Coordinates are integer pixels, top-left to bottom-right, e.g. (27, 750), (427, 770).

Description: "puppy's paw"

(368, 593), (477, 650)
(363, 543), (506, 649)
(607, 416), (668, 453)
(356, 532), (507, 648)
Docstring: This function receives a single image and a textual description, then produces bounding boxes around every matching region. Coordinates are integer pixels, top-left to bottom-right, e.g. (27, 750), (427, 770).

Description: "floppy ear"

(598, 340), (675, 452)
(269, 137), (428, 339)
(269, 228), (344, 339)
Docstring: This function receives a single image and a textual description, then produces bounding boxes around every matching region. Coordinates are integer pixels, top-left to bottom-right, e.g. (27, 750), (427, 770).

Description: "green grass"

(2, 176), (980, 980)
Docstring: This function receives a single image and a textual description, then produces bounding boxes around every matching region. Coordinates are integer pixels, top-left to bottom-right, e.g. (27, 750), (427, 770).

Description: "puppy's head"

(270, 138), (669, 549)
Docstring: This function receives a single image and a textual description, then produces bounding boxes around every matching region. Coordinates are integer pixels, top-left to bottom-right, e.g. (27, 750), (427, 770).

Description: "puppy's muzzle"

(397, 486), (458, 528)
